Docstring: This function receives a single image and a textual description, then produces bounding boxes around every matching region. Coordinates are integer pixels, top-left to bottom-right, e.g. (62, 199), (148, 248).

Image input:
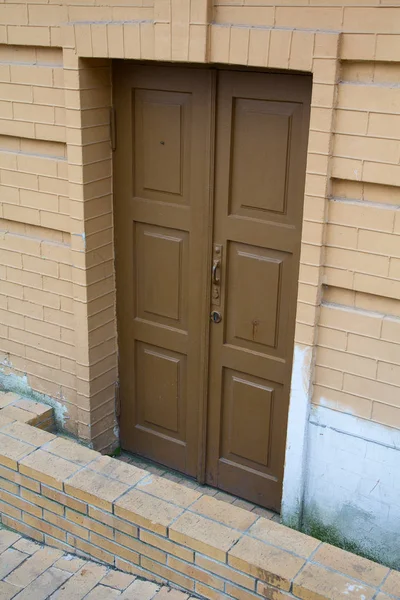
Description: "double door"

(114, 64), (311, 511)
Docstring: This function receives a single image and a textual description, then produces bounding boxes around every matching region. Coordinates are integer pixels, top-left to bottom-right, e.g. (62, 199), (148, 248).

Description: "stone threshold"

(0, 391), (399, 600)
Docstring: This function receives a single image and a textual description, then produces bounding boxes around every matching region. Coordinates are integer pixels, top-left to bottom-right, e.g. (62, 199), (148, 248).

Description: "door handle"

(212, 259), (220, 284)
(211, 245), (222, 306)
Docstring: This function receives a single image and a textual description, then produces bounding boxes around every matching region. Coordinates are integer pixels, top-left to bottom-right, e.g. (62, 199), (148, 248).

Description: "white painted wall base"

(283, 361), (400, 570)
(281, 344), (313, 528)
(304, 405), (400, 569)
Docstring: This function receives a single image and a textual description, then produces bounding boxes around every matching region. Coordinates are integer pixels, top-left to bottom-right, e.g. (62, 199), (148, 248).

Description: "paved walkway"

(0, 529), (193, 600)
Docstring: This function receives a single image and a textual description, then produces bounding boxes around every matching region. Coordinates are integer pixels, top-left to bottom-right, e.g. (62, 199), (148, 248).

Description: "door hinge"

(110, 107), (117, 151)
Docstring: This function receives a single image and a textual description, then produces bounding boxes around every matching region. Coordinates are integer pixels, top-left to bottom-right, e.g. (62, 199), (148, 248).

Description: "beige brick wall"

(0, 137), (68, 228)
(310, 56), (400, 429)
(0, 44), (76, 431)
(0, 39), (117, 448)
(0, 46), (64, 140)
(63, 52), (116, 450)
(314, 298), (400, 428)
(0, 1), (400, 448)
(0, 221), (74, 405)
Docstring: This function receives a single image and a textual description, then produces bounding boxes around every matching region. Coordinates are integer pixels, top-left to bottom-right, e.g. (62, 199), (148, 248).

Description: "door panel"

(136, 342), (186, 439)
(206, 71), (311, 511)
(135, 223), (189, 330)
(114, 65), (214, 476)
(221, 370), (275, 469)
(225, 242), (289, 355)
(230, 99), (293, 217)
(135, 89), (191, 201)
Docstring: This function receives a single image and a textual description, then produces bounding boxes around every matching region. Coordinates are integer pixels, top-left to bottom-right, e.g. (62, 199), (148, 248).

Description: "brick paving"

(118, 452), (281, 524)
(0, 528), (195, 600)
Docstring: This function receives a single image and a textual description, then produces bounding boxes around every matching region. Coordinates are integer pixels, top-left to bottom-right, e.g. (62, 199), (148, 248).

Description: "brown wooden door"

(114, 64), (311, 509)
(206, 71), (311, 511)
(114, 64), (214, 477)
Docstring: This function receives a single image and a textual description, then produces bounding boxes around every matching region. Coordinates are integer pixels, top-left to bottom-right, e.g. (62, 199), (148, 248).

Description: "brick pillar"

(299, 33), (342, 350)
(64, 46), (118, 453)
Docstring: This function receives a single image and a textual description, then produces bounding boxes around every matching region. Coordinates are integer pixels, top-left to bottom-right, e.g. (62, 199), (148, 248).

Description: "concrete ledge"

(0, 391), (55, 432)
(0, 405), (398, 600)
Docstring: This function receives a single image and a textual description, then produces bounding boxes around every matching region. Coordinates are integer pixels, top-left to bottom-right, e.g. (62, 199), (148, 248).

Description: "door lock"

(210, 310), (222, 324)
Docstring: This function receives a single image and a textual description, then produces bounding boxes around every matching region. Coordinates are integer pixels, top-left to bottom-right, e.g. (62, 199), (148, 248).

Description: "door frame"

(65, 25), (339, 523)
(101, 44), (338, 517)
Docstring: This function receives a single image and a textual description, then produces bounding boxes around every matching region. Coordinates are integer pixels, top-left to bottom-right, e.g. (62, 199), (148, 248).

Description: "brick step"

(0, 413), (398, 600)
(0, 391), (55, 432)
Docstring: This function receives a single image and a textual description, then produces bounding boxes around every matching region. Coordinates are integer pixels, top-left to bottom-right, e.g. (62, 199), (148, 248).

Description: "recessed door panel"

(230, 99), (291, 217)
(135, 89), (191, 203)
(225, 242), (285, 353)
(221, 370), (274, 469)
(136, 342), (186, 439)
(143, 101), (182, 194)
(135, 223), (188, 330)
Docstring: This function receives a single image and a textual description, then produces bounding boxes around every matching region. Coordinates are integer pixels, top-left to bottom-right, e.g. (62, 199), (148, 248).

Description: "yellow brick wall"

(0, 220), (74, 396)
(0, 1), (154, 48)
(0, 46), (64, 140)
(0, 44), (76, 430)
(309, 57), (400, 429)
(213, 3), (400, 33)
(0, 41), (117, 447)
(314, 296), (400, 428)
(0, 1), (400, 447)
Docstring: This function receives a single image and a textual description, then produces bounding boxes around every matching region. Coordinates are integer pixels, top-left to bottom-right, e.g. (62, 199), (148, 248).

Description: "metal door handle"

(212, 259), (220, 284)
